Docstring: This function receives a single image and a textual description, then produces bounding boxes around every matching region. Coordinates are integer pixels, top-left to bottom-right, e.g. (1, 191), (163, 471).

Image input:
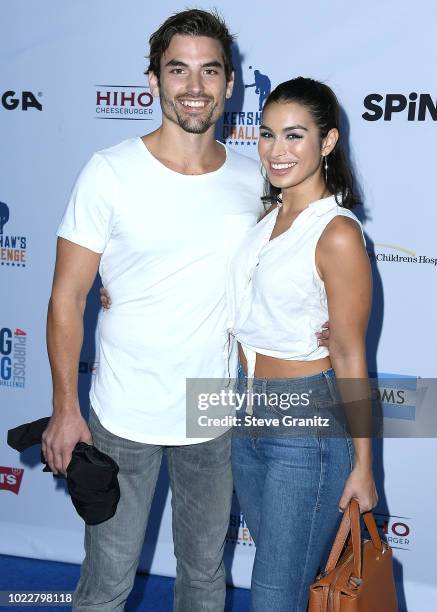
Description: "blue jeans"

(231, 367), (354, 612)
(73, 407), (233, 611)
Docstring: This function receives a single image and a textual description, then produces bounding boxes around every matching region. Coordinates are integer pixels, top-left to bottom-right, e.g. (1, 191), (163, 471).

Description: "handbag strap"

(323, 499), (383, 577)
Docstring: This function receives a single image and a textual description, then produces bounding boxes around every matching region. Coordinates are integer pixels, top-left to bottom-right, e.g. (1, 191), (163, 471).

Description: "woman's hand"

(100, 287), (112, 310)
(338, 464), (378, 513)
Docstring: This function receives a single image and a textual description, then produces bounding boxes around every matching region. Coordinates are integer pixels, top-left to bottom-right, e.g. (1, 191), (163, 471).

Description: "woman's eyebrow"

(259, 124), (308, 132)
(283, 124), (308, 132)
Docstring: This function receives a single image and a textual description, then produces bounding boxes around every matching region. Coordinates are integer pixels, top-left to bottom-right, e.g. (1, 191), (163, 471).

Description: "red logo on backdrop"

(95, 85), (155, 120)
(0, 466), (24, 494)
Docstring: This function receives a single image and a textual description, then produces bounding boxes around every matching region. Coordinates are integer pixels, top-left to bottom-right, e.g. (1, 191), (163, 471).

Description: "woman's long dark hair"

(261, 77), (359, 209)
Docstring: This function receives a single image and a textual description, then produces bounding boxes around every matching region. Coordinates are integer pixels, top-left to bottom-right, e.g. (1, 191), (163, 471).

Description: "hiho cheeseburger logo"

(95, 85), (156, 120)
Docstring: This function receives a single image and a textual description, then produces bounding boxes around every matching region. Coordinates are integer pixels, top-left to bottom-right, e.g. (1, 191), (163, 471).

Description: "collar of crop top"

(273, 192), (341, 217)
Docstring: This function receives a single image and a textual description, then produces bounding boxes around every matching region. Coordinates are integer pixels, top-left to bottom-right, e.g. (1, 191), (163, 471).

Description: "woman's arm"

(316, 215), (378, 512)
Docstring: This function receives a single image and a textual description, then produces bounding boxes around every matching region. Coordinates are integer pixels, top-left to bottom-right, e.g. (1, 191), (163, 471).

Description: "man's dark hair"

(147, 8), (235, 81)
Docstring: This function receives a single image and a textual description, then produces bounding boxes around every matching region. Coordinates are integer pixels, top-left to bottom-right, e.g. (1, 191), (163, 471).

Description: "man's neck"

(142, 121), (225, 175)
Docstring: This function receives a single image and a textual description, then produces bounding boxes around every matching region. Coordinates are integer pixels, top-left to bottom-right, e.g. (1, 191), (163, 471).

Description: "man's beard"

(160, 91), (221, 134)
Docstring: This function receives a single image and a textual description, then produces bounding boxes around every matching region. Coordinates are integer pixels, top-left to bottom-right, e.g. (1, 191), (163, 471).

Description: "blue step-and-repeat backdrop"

(1, 2), (436, 610)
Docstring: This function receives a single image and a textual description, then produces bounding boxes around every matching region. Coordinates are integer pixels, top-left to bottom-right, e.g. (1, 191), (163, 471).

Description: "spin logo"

(0, 201), (27, 268)
(0, 467), (24, 495)
(363, 93), (436, 121)
(222, 64), (271, 147)
(95, 85), (156, 120)
(0, 328), (27, 389)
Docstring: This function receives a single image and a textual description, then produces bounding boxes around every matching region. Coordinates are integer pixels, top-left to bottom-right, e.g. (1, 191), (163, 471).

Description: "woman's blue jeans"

(231, 367), (354, 612)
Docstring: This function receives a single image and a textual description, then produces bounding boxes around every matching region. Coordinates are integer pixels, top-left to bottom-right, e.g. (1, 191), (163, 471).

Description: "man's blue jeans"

(231, 368), (355, 612)
(73, 407), (233, 611)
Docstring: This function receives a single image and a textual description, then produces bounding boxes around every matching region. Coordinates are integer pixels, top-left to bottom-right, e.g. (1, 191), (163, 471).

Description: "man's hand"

(42, 410), (92, 475)
(46, 238), (101, 475)
(316, 320), (330, 348)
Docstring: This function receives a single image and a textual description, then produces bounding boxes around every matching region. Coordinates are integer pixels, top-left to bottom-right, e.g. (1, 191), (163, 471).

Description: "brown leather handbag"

(308, 499), (398, 611)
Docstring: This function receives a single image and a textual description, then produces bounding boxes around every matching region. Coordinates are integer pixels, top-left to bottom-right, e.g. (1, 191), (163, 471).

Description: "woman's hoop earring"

(324, 156), (328, 183)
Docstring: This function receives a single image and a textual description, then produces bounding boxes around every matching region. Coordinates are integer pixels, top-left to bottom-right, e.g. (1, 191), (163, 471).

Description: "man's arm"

(43, 237), (101, 475)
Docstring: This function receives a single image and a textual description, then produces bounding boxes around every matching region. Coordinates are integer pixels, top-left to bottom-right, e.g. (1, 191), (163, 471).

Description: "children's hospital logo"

(222, 64), (271, 147)
(0, 201), (27, 268)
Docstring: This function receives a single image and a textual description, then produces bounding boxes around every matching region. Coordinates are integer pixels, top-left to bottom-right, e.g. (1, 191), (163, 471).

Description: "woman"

(227, 76), (377, 611)
(100, 76), (377, 610)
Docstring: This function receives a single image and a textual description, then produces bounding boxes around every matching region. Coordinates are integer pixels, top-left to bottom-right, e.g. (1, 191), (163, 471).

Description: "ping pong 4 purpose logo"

(0, 327), (27, 389)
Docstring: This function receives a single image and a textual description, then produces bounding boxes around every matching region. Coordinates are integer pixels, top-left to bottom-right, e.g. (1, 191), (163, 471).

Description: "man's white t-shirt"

(57, 137), (263, 444)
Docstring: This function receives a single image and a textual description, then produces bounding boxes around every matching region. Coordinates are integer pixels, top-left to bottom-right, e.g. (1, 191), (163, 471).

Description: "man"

(43, 9), (262, 612)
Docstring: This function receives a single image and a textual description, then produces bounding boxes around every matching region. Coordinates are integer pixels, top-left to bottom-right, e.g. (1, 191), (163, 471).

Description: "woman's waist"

(238, 345), (331, 380)
(237, 358), (335, 392)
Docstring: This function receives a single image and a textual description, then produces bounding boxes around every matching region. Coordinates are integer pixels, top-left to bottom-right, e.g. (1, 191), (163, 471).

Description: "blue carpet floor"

(0, 554), (250, 611)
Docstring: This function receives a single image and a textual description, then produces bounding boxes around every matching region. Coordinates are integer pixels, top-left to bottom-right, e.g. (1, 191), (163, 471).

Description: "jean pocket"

(322, 371), (339, 404)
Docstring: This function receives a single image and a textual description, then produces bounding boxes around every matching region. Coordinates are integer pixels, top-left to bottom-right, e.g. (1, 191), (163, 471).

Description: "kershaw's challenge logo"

(226, 492), (254, 546)
(95, 85), (155, 120)
(223, 65), (271, 147)
(0, 467), (24, 494)
(0, 201), (27, 268)
(227, 512), (254, 547)
(0, 327), (27, 389)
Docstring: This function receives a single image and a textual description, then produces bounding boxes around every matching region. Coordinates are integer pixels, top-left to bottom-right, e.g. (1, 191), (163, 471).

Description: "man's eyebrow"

(165, 59), (189, 68)
(201, 61), (224, 69)
(164, 59), (224, 69)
